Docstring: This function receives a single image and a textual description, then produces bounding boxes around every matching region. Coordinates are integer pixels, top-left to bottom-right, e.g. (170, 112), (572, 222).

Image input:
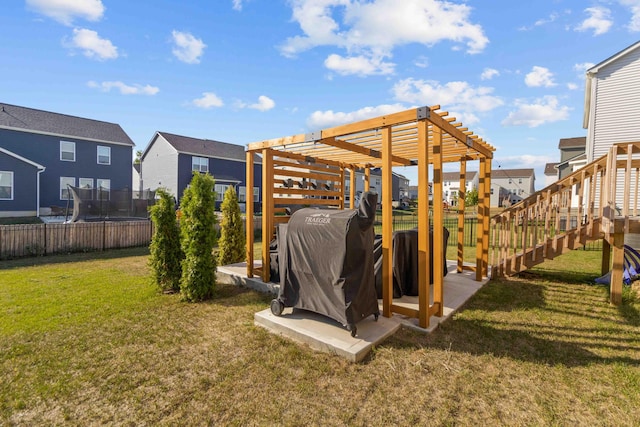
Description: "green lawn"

(1, 247), (639, 425)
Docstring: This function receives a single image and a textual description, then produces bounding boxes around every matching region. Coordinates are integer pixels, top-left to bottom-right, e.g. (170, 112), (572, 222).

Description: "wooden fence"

(0, 221), (153, 259)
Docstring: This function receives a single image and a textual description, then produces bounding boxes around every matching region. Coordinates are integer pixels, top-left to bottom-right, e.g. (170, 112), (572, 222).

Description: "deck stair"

(490, 142), (640, 305)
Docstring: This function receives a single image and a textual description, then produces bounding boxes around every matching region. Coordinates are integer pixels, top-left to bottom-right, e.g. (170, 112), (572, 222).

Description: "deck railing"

(491, 141), (640, 277)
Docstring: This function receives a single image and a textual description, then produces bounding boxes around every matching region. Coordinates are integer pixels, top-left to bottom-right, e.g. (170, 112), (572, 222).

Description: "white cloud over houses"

(192, 92), (224, 108)
(306, 103), (406, 129)
(524, 66), (556, 87)
(496, 154), (555, 169)
(87, 81), (159, 95)
(619, 0), (640, 31)
(392, 78), (503, 125)
(567, 83), (579, 90)
(324, 53), (395, 76)
(501, 96), (571, 127)
(281, 0), (488, 76)
(249, 95), (276, 111)
(574, 62), (595, 75)
(232, 0), (243, 11)
(27, 0), (104, 25)
(66, 28), (118, 60)
(480, 68), (499, 80)
(575, 7), (613, 36)
(171, 30), (206, 64)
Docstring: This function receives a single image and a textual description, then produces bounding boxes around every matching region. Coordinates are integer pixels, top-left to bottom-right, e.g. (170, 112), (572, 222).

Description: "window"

(0, 171), (13, 200)
(215, 183), (232, 202)
(253, 187), (259, 202)
(490, 188), (494, 195)
(518, 178), (523, 184)
(508, 178), (512, 184)
(60, 141), (75, 162)
(79, 178), (93, 189)
(97, 146), (111, 165)
(60, 177), (75, 200)
(238, 186), (246, 202)
(97, 178), (110, 200)
(192, 156), (209, 173)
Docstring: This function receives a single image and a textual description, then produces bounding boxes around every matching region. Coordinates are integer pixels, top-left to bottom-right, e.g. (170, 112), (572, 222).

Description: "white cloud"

(232, 0), (243, 11)
(87, 81), (159, 95)
(524, 66), (556, 87)
(414, 55), (428, 68)
(567, 82), (579, 90)
(574, 62), (595, 75)
(480, 68), (499, 80)
(280, 0), (488, 76)
(27, 0), (104, 25)
(392, 78), (503, 124)
(619, 0), (640, 31)
(518, 12), (560, 31)
(66, 28), (117, 60)
(249, 95), (276, 111)
(192, 92), (224, 108)
(307, 103), (406, 129)
(324, 53), (395, 76)
(496, 154), (554, 169)
(575, 7), (613, 36)
(171, 30), (206, 64)
(501, 96), (571, 127)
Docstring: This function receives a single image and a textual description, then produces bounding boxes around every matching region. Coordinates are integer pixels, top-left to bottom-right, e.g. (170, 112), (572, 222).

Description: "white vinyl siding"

(0, 171), (13, 200)
(60, 176), (75, 200)
(192, 156), (209, 173)
(97, 146), (111, 165)
(60, 141), (75, 162)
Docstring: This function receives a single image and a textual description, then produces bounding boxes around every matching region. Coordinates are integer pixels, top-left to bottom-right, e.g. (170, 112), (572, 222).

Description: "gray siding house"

(0, 103), (134, 217)
(490, 168), (535, 207)
(140, 131), (262, 211)
(556, 137), (586, 180)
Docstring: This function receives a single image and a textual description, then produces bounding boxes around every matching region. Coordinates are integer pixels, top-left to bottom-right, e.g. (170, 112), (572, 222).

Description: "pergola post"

(364, 166), (370, 192)
(432, 126), (444, 318)
(245, 151), (254, 277)
(417, 119), (430, 328)
(482, 158), (492, 277)
(457, 159), (467, 273)
(381, 127), (393, 318)
(339, 167), (345, 210)
(349, 167), (356, 209)
(476, 157), (487, 281)
(261, 148), (273, 283)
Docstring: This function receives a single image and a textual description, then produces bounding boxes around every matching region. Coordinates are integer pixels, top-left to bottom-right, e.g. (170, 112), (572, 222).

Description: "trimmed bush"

(149, 188), (183, 293)
(179, 172), (217, 302)
(218, 186), (246, 265)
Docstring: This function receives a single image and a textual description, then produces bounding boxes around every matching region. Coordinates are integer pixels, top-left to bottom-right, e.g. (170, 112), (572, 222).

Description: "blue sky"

(2, 0), (640, 187)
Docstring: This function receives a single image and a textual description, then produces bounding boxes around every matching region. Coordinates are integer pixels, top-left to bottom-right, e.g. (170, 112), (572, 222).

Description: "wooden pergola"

(245, 106), (495, 328)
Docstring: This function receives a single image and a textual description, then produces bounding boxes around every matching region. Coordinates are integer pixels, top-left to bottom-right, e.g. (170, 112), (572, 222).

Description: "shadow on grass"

(381, 278), (640, 367)
(0, 246), (150, 270)
(207, 282), (272, 308)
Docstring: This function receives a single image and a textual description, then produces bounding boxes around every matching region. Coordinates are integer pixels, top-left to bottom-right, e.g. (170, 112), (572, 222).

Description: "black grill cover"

(277, 192), (379, 327)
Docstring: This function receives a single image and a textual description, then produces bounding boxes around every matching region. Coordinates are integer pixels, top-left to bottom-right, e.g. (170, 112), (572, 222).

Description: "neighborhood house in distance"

(138, 131), (263, 212)
(0, 102), (134, 218)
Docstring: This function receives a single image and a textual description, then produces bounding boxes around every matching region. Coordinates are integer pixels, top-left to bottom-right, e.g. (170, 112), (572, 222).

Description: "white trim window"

(60, 141), (76, 162)
(238, 186), (246, 202)
(253, 187), (259, 202)
(97, 146), (111, 165)
(79, 178), (93, 189)
(97, 178), (110, 200)
(214, 183), (232, 202)
(192, 156), (209, 173)
(60, 176), (75, 200)
(0, 171), (13, 200)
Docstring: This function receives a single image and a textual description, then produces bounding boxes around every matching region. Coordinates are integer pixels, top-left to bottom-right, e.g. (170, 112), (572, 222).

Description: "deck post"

(433, 126), (444, 318)
(261, 148), (273, 283)
(601, 238), (611, 276)
(476, 157), (487, 281)
(610, 219), (625, 306)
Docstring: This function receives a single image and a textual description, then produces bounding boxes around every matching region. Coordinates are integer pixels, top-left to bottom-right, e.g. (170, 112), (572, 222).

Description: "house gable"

(0, 148), (45, 216)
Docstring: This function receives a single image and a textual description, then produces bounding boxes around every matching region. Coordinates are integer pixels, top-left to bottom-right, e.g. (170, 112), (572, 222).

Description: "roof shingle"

(158, 131), (260, 162)
(0, 102), (134, 145)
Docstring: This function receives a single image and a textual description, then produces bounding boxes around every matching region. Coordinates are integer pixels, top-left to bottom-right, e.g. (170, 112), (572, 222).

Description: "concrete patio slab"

(217, 260), (490, 361)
